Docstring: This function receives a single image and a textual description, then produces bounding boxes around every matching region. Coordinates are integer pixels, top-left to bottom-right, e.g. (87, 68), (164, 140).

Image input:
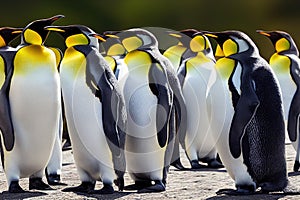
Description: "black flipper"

(287, 89), (300, 142)
(0, 55), (14, 151)
(229, 76), (260, 159)
(149, 63), (172, 148)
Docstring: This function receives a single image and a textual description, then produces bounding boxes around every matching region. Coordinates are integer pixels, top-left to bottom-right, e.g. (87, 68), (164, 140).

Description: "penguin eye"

(0, 35), (6, 47)
(223, 39), (238, 57)
(65, 34), (89, 48)
(190, 35), (205, 52)
(24, 29), (42, 45)
(122, 36), (143, 52)
(275, 38), (290, 52)
(107, 43), (126, 56)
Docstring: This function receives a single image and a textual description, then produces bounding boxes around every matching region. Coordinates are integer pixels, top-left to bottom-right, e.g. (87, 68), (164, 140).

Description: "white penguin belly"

(208, 78), (255, 186)
(124, 75), (165, 181)
(7, 68), (60, 178)
(183, 73), (216, 160)
(60, 66), (114, 182)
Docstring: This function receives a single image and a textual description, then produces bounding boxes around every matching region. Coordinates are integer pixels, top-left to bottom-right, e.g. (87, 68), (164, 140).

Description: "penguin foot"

(207, 159), (224, 169)
(62, 181), (95, 193)
(114, 177), (124, 191)
(171, 158), (186, 170)
(217, 185), (256, 196)
(124, 181), (153, 190)
(190, 160), (206, 169)
(89, 184), (114, 194)
(138, 180), (165, 193)
(293, 160), (300, 172)
(45, 172), (67, 186)
(9, 181), (26, 193)
(29, 177), (54, 191)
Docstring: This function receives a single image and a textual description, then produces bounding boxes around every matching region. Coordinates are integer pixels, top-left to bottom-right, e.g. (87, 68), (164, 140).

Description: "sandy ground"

(0, 144), (300, 200)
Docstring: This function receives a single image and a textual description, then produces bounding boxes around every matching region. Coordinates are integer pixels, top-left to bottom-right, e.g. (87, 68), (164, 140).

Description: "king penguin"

(45, 25), (127, 194)
(102, 28), (187, 192)
(0, 15), (64, 193)
(205, 30), (291, 194)
(257, 30), (300, 172)
(165, 29), (223, 169)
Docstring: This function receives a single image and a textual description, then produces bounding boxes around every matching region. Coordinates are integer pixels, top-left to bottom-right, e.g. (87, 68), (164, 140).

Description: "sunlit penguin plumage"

(206, 30), (290, 195)
(105, 28), (187, 192)
(1, 15), (63, 193)
(257, 30), (300, 172)
(165, 29), (223, 169)
(46, 25), (126, 194)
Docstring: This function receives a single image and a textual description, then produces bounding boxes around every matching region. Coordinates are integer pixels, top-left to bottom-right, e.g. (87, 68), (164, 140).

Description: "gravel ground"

(0, 144), (300, 200)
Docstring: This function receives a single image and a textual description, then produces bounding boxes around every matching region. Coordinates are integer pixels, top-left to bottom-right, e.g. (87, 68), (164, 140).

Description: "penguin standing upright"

(103, 28), (187, 192)
(257, 30), (300, 172)
(0, 15), (64, 193)
(165, 30), (223, 169)
(205, 30), (291, 194)
(45, 25), (127, 194)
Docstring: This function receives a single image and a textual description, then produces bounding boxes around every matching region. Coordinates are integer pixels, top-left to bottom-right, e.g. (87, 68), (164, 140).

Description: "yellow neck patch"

(0, 36), (6, 47)
(66, 34), (89, 48)
(124, 50), (152, 75)
(24, 29), (42, 45)
(275, 38), (290, 52)
(186, 52), (211, 72)
(49, 47), (62, 67)
(61, 47), (86, 77)
(269, 53), (290, 74)
(215, 44), (225, 58)
(190, 35), (205, 52)
(122, 36), (143, 52)
(0, 56), (5, 88)
(223, 39), (238, 57)
(107, 43), (126, 56)
(163, 45), (187, 71)
(215, 57), (235, 79)
(104, 56), (117, 72)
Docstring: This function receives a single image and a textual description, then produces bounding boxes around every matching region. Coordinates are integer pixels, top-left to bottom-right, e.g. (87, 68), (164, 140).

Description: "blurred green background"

(2, 0), (300, 59)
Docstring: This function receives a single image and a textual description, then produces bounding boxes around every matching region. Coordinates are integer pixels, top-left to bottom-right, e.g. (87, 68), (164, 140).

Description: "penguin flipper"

(229, 80), (259, 159)
(0, 57), (14, 151)
(149, 63), (172, 148)
(287, 90), (300, 142)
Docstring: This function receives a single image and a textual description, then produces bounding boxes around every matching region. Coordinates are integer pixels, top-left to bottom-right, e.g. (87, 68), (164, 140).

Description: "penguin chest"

(60, 49), (113, 171)
(8, 45), (60, 174)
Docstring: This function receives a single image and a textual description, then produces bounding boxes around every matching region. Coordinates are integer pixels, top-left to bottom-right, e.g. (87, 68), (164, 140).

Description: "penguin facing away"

(257, 30), (300, 172)
(166, 29), (223, 169)
(45, 25), (127, 194)
(0, 15), (64, 193)
(205, 30), (292, 195)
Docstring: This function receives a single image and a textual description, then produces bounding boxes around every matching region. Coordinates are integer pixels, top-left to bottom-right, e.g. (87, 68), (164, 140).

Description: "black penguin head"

(22, 15), (64, 45)
(45, 25), (99, 48)
(106, 28), (158, 52)
(257, 30), (299, 56)
(0, 27), (22, 47)
(205, 30), (259, 61)
(168, 29), (197, 48)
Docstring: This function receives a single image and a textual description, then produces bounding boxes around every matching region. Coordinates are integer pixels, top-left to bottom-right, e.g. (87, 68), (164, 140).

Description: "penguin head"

(205, 30), (259, 61)
(168, 29), (197, 47)
(45, 25), (100, 48)
(257, 30), (299, 56)
(22, 15), (64, 45)
(106, 28), (158, 52)
(95, 31), (126, 56)
(0, 27), (22, 47)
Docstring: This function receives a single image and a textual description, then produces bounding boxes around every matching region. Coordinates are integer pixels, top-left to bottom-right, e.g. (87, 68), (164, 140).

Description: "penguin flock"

(0, 15), (300, 196)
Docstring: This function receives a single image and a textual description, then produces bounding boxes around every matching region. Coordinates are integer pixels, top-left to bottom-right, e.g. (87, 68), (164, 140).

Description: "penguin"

(0, 15), (64, 193)
(257, 30), (300, 172)
(45, 25), (127, 194)
(205, 30), (290, 194)
(166, 29), (223, 169)
(99, 28), (187, 192)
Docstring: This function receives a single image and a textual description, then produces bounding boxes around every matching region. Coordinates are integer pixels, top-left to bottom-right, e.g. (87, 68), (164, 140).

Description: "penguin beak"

(11, 28), (23, 34)
(167, 31), (182, 38)
(204, 32), (218, 39)
(44, 26), (65, 32)
(49, 15), (65, 22)
(256, 30), (271, 37)
(89, 33), (107, 42)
